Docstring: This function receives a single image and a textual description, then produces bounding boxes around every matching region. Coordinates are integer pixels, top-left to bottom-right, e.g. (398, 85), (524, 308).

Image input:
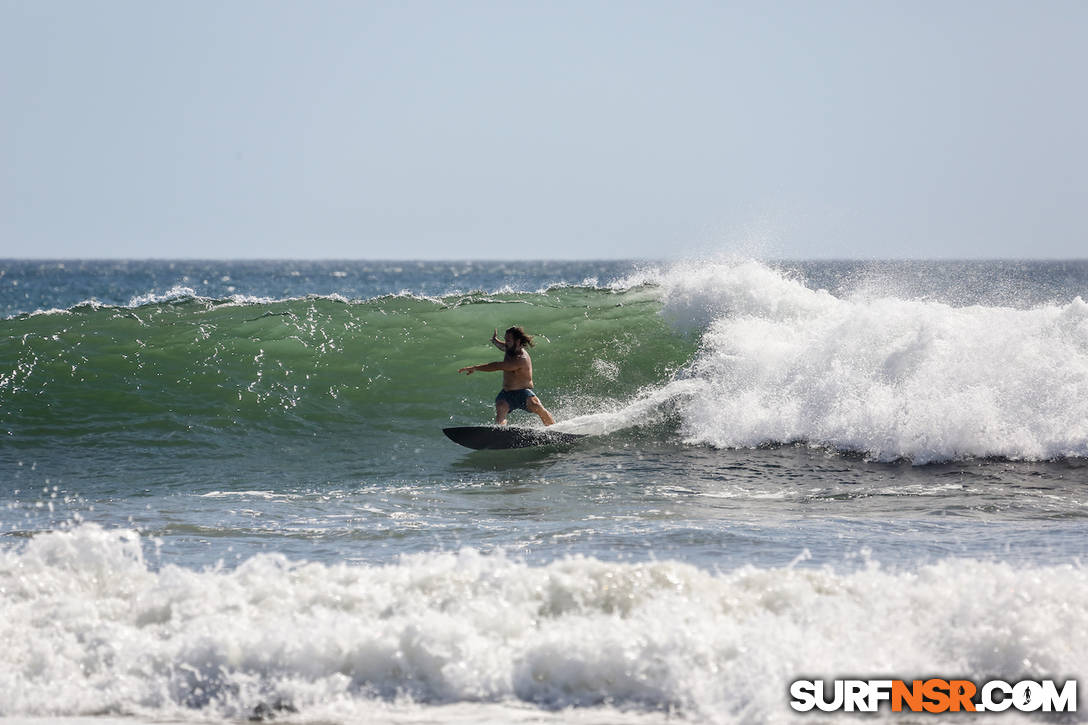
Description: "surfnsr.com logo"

(790, 679), (1077, 713)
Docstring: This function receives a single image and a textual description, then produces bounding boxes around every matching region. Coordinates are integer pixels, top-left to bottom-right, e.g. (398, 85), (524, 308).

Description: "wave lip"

(642, 261), (1088, 463)
(2, 525), (1086, 720)
(9, 282), (631, 321)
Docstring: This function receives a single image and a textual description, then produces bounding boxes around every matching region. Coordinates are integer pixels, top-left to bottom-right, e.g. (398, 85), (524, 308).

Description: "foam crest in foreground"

(2, 525), (1085, 721)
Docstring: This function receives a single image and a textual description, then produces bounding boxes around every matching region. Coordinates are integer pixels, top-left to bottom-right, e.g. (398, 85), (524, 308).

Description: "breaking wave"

(3, 260), (1087, 462)
(1, 524), (1085, 721)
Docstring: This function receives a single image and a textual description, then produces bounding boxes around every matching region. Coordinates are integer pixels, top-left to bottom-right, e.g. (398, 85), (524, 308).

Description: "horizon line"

(4, 256), (1088, 263)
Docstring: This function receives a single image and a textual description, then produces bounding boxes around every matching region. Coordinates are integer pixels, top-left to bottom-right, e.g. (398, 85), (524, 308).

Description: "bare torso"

(503, 348), (535, 390)
(457, 330), (555, 426)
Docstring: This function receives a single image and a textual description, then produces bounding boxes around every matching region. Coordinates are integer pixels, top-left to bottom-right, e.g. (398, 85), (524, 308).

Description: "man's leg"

(525, 396), (555, 426)
(495, 399), (511, 425)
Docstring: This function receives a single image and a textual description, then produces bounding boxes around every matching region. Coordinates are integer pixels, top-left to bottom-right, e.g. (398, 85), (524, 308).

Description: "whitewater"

(610, 260), (1088, 462)
(2, 258), (1087, 723)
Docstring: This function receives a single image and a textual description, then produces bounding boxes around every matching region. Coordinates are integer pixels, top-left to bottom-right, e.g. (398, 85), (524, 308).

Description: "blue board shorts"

(495, 388), (536, 411)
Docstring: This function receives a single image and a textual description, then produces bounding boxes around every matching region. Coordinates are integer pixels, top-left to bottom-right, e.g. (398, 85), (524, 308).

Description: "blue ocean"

(1, 258), (1086, 723)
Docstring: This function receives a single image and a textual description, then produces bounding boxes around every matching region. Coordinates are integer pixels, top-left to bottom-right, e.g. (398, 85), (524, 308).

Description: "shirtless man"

(458, 326), (556, 426)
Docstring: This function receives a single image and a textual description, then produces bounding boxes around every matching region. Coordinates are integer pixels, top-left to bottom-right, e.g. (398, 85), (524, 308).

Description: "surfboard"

(443, 426), (586, 450)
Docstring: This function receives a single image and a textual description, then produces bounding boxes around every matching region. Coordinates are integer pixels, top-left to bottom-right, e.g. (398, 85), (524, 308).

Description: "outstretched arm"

(459, 358), (523, 375)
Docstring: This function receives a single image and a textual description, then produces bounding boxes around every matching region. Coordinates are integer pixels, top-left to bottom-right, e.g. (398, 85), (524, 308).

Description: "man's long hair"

(506, 326), (535, 348)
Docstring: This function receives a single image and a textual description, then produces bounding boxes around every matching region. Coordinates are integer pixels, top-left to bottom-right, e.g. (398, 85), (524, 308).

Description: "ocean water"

(1, 258), (1087, 723)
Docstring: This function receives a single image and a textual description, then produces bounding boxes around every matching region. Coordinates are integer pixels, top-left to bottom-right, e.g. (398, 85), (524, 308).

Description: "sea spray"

(561, 260), (1088, 461)
(649, 262), (1088, 462)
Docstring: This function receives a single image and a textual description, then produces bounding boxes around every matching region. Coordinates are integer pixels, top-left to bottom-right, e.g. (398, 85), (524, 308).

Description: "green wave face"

(1, 287), (694, 454)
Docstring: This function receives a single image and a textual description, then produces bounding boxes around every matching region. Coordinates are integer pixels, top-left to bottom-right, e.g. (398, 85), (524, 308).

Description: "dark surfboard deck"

(443, 426), (586, 450)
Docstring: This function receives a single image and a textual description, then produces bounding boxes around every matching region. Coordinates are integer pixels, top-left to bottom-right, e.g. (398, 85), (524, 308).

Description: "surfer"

(458, 326), (556, 426)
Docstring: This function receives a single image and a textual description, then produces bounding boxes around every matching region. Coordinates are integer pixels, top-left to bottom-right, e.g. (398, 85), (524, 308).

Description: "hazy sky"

(2, 0), (1085, 259)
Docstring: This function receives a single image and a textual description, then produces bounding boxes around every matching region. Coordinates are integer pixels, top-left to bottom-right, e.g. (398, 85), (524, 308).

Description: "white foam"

(554, 379), (698, 436)
(199, 490), (295, 500)
(7, 277), (633, 321)
(594, 260), (1088, 463)
(127, 285), (200, 307)
(1, 525), (1085, 721)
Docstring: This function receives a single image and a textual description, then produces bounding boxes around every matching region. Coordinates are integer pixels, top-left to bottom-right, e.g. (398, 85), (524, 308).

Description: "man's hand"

(458, 366), (475, 375)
